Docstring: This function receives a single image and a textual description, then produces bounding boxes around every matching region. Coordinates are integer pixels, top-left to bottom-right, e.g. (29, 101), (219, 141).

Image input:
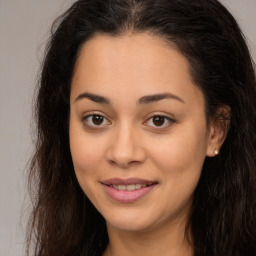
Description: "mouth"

(105, 183), (156, 191)
(101, 178), (158, 203)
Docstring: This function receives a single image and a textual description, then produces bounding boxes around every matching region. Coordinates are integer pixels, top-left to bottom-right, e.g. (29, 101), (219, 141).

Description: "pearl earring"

(214, 149), (219, 155)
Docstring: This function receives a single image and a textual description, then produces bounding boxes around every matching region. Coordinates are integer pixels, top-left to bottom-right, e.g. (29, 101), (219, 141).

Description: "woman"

(27, 0), (256, 255)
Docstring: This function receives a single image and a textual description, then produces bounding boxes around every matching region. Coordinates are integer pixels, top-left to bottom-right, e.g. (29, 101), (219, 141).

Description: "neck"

(104, 219), (193, 256)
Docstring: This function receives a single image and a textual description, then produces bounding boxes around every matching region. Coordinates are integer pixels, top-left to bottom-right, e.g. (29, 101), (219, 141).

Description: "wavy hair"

(27, 0), (256, 255)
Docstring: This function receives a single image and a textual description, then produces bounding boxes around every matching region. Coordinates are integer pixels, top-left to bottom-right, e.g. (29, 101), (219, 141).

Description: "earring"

(214, 149), (219, 155)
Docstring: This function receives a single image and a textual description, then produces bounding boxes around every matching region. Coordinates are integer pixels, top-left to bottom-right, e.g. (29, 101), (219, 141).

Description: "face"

(69, 33), (214, 233)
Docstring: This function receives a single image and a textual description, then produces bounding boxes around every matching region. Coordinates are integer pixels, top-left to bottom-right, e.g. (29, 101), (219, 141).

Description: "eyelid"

(81, 111), (176, 130)
(143, 114), (176, 129)
(81, 112), (111, 128)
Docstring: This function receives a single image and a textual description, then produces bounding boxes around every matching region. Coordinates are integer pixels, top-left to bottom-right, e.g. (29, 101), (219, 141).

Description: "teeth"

(127, 184), (135, 191)
(112, 184), (148, 191)
(113, 185), (119, 190)
(135, 184), (142, 189)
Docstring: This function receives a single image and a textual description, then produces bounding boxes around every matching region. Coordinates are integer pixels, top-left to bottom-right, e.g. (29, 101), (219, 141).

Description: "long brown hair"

(27, 0), (256, 255)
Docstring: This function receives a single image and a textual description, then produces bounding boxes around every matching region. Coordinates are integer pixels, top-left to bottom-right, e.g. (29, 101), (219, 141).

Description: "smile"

(101, 178), (158, 203)
(111, 184), (148, 191)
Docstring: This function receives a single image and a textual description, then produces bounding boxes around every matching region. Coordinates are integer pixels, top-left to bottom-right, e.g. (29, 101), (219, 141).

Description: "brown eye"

(92, 115), (104, 125)
(82, 114), (110, 128)
(152, 116), (165, 126)
(145, 115), (175, 129)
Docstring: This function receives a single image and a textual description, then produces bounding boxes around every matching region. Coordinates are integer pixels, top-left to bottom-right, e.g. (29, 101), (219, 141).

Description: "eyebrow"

(74, 92), (185, 104)
(75, 92), (111, 104)
(138, 93), (185, 104)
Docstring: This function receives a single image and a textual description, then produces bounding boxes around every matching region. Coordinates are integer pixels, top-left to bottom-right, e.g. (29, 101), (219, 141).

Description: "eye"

(82, 114), (110, 128)
(144, 115), (175, 128)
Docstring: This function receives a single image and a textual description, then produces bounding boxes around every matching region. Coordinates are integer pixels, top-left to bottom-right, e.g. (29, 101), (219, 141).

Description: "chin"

(102, 207), (163, 233)
(106, 218), (154, 232)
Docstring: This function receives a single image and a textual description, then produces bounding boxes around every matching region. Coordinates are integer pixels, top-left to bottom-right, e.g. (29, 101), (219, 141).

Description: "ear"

(206, 105), (231, 157)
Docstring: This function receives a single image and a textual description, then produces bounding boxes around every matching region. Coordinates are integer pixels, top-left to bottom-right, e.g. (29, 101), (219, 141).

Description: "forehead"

(70, 33), (203, 106)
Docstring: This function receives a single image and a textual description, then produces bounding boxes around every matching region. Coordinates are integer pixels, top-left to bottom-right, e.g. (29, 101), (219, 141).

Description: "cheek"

(69, 128), (106, 205)
(71, 141), (102, 172)
(69, 123), (105, 182)
(147, 126), (207, 217)
(149, 122), (208, 182)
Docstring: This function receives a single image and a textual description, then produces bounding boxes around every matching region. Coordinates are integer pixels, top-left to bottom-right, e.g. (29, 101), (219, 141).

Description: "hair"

(27, 0), (256, 255)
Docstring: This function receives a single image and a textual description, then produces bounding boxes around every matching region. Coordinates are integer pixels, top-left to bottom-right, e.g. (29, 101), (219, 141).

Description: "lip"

(102, 178), (157, 186)
(101, 178), (158, 203)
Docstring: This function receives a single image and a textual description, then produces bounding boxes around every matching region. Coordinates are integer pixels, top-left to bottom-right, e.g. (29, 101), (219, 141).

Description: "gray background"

(0, 1), (255, 255)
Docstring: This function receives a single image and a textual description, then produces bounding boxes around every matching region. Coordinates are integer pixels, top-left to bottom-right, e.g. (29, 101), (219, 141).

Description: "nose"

(106, 123), (147, 168)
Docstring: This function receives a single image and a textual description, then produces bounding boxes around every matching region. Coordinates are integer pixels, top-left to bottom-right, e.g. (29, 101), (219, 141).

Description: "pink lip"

(101, 178), (158, 203)
(102, 178), (156, 186)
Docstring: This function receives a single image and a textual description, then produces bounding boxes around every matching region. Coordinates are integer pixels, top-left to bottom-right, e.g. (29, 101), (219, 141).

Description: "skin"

(69, 33), (226, 256)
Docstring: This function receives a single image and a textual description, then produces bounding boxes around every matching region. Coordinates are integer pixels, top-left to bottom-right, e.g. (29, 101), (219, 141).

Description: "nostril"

(109, 159), (116, 165)
(105, 138), (147, 168)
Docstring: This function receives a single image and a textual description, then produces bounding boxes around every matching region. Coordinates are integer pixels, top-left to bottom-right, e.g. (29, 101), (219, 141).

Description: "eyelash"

(81, 114), (111, 128)
(81, 114), (176, 129)
(144, 115), (176, 129)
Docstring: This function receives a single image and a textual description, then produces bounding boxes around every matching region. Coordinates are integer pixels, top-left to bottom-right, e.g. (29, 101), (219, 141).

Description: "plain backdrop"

(0, 1), (255, 255)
